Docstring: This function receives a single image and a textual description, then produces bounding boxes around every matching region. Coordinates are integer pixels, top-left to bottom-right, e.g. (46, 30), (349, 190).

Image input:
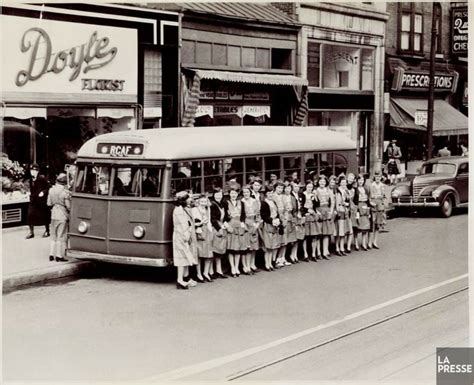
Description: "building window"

(307, 42), (321, 87)
(399, 3), (423, 53)
(271, 48), (292, 70)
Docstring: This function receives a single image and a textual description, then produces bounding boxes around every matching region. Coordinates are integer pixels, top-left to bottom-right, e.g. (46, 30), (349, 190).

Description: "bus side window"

(283, 156), (302, 181)
(224, 158), (243, 189)
(334, 153), (348, 176)
(204, 160), (223, 193)
(245, 157), (263, 184)
(304, 153), (317, 181)
(264, 155), (281, 185)
(142, 168), (162, 197)
(171, 161), (201, 194)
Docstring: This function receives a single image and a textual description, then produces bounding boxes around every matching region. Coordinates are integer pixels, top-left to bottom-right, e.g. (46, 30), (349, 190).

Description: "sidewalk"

(2, 226), (94, 292)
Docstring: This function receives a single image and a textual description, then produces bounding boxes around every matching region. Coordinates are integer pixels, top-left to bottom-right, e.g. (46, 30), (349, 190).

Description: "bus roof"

(77, 126), (357, 161)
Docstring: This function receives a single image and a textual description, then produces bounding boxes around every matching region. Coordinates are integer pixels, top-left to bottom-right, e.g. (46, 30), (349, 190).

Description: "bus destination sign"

(97, 143), (144, 157)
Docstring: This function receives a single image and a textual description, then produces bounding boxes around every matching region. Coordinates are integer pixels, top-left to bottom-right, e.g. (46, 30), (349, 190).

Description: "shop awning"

(97, 107), (135, 119)
(192, 69), (308, 87)
(3, 107), (47, 119)
(390, 97), (468, 136)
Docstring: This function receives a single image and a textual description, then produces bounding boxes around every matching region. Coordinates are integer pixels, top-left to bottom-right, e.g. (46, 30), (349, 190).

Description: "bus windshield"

(75, 164), (163, 197)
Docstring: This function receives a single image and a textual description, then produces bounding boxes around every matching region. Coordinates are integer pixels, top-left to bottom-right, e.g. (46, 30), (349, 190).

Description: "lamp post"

(427, 2), (440, 160)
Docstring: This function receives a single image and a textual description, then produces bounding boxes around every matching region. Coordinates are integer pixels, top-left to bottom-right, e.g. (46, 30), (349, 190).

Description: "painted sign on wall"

(2, 15), (138, 103)
(451, 7), (468, 55)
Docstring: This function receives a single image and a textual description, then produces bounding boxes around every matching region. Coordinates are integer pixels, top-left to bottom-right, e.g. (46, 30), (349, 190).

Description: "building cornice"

(299, 2), (389, 22)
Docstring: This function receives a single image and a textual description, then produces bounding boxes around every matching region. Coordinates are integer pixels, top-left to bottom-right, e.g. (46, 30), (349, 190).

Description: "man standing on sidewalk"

(47, 173), (71, 262)
(25, 164), (51, 239)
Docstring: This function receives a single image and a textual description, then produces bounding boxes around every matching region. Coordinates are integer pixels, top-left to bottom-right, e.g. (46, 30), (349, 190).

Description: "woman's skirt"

(387, 160), (399, 175)
(259, 222), (280, 250)
(357, 203), (371, 231)
(350, 204), (358, 228)
(294, 215), (306, 240)
(196, 226), (214, 258)
(304, 213), (319, 237)
(285, 215), (298, 243)
(227, 218), (248, 252)
(335, 210), (349, 237)
(212, 227), (227, 255)
(371, 199), (386, 231)
(245, 217), (260, 251)
(318, 206), (334, 236)
(172, 232), (198, 267)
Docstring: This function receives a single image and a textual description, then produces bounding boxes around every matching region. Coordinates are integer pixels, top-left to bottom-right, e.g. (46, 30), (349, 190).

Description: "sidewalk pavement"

(2, 226), (94, 292)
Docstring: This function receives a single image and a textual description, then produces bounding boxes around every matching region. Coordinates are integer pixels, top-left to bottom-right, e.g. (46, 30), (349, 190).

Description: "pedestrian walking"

(437, 145), (451, 157)
(25, 164), (51, 239)
(386, 139), (402, 185)
(172, 191), (198, 290)
(47, 173), (71, 262)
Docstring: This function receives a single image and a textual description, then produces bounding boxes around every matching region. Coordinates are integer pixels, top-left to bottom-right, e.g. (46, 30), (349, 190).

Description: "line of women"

(172, 172), (388, 290)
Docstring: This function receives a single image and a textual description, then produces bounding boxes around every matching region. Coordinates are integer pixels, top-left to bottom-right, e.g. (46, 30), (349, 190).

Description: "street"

(3, 212), (468, 382)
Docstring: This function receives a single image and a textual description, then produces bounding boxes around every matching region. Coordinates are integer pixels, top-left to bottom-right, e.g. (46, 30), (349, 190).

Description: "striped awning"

(193, 69), (308, 87)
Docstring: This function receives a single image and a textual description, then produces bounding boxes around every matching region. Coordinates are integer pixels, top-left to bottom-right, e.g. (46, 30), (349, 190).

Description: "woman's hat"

(56, 173), (67, 185)
(30, 163), (40, 170)
(175, 191), (189, 200)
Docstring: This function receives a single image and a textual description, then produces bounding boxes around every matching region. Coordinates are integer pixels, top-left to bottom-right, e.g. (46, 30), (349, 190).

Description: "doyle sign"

(2, 15), (137, 103)
(451, 7), (468, 55)
(392, 68), (459, 93)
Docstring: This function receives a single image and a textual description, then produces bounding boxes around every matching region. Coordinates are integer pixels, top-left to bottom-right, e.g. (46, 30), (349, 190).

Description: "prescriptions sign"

(1, 15), (138, 103)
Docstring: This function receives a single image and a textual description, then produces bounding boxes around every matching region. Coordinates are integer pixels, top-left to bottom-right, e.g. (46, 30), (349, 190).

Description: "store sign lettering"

(16, 27), (117, 87)
(326, 52), (358, 65)
(392, 68), (458, 93)
(451, 7), (468, 54)
(82, 79), (125, 92)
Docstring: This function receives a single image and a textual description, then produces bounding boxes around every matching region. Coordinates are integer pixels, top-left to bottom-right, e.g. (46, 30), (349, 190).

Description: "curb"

(2, 260), (95, 292)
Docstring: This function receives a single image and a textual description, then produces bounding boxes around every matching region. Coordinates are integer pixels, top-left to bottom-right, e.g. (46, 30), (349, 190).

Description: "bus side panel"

(107, 200), (173, 261)
(69, 195), (108, 254)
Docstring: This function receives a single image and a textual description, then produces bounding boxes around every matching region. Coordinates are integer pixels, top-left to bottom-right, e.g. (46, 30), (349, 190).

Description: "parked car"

(391, 156), (468, 217)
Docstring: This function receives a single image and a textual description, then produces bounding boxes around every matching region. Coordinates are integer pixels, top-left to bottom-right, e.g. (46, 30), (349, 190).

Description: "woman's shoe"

(354, 246), (360, 251)
(243, 270), (251, 276)
(187, 279), (197, 287)
(217, 273), (228, 279)
(195, 276), (205, 283)
(361, 246), (368, 251)
(322, 255), (330, 260)
(176, 282), (189, 290)
(25, 233), (34, 239)
(55, 257), (68, 262)
(203, 275), (213, 282)
(373, 244), (380, 249)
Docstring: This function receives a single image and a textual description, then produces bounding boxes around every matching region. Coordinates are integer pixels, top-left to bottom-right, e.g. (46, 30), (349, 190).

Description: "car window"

(457, 163), (468, 175)
(421, 163), (456, 175)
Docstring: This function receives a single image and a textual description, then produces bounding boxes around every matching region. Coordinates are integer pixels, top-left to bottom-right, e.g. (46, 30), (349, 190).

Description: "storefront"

(1, 3), (180, 227)
(176, 3), (307, 128)
(298, 3), (388, 174)
(387, 62), (468, 175)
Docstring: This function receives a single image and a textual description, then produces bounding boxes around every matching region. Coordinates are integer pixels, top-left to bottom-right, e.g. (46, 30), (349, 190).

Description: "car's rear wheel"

(440, 195), (453, 218)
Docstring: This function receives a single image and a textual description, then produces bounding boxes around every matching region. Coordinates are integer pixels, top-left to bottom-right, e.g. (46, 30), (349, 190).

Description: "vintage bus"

(67, 125), (357, 266)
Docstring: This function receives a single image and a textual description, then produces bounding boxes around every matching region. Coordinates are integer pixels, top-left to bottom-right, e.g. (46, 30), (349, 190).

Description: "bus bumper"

(66, 250), (171, 267)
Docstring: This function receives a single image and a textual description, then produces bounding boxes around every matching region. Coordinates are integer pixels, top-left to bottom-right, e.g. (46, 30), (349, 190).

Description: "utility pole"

(427, 2), (439, 160)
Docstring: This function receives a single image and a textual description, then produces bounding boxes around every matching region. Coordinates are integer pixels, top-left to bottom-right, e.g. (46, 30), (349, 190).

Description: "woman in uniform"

(313, 176), (333, 259)
(282, 182), (298, 263)
(334, 175), (351, 256)
(273, 181), (290, 268)
(291, 180), (306, 262)
(191, 194), (214, 282)
(369, 172), (386, 249)
(346, 173), (358, 252)
(260, 186), (281, 271)
(172, 191), (198, 289)
(302, 180), (320, 261)
(241, 185), (260, 275)
(209, 188), (228, 279)
(354, 175), (371, 250)
(224, 184), (247, 277)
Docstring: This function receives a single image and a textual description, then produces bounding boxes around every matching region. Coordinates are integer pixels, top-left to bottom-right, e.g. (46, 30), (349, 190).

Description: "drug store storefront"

(1, 11), (138, 226)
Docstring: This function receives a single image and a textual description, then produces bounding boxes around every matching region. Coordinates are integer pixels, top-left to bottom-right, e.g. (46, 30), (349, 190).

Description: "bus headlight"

(391, 190), (400, 198)
(133, 225), (145, 239)
(78, 221), (89, 234)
